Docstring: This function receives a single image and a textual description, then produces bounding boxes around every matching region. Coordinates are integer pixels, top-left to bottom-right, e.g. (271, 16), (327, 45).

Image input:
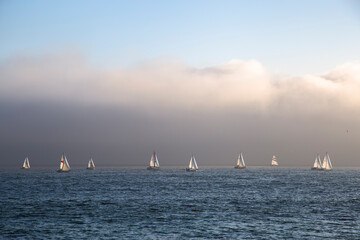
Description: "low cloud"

(1, 50), (360, 116)
(1, 50), (360, 167)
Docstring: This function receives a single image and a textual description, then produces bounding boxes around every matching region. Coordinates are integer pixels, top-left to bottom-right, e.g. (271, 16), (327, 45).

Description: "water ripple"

(1, 168), (359, 239)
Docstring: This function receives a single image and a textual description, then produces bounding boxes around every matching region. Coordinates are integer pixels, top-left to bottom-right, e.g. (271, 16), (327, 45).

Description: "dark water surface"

(1, 168), (360, 239)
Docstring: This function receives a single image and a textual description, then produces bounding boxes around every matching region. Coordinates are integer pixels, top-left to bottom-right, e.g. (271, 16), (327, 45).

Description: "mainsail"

(235, 152), (246, 168)
(312, 154), (322, 170)
(187, 155), (199, 171)
(58, 153), (70, 172)
(317, 155), (322, 169)
(271, 155), (279, 166)
(327, 153), (333, 170)
(87, 158), (95, 169)
(22, 157), (30, 169)
(147, 152), (160, 169)
(321, 152), (333, 171)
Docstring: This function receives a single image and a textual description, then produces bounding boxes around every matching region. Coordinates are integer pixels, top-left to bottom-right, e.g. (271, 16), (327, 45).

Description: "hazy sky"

(1, 1), (360, 168)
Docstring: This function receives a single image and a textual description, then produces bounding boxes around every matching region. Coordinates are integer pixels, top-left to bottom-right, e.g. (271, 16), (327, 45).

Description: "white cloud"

(1, 51), (360, 116)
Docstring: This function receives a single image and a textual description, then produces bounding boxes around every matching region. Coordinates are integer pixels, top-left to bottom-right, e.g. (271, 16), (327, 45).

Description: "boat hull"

(311, 167), (321, 170)
(86, 167), (95, 170)
(186, 168), (197, 172)
(234, 166), (246, 169)
(57, 169), (70, 172)
(147, 167), (160, 170)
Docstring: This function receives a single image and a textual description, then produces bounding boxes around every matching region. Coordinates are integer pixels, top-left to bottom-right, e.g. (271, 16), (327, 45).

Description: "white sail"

(317, 155), (322, 169)
(312, 156), (318, 168)
(327, 153), (333, 170)
(312, 154), (321, 169)
(91, 159), (95, 168)
(241, 153), (246, 167)
(271, 155), (278, 166)
(148, 152), (160, 169)
(321, 155), (327, 169)
(59, 155), (64, 170)
(188, 156), (193, 169)
(323, 155), (328, 169)
(187, 155), (198, 171)
(87, 158), (95, 169)
(22, 157), (30, 169)
(63, 156), (71, 171)
(236, 155), (241, 167)
(235, 152), (246, 168)
(58, 154), (70, 172)
(149, 154), (155, 167)
(321, 153), (332, 170)
(154, 154), (160, 167)
(321, 152), (332, 171)
(192, 156), (198, 169)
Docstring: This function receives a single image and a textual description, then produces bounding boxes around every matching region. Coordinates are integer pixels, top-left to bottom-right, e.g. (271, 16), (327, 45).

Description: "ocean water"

(1, 168), (359, 239)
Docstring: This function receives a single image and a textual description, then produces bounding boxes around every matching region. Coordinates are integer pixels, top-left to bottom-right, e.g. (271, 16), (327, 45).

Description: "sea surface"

(1, 167), (360, 239)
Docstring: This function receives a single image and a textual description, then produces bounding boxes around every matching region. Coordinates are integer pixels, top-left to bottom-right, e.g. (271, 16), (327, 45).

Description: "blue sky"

(1, 0), (359, 74)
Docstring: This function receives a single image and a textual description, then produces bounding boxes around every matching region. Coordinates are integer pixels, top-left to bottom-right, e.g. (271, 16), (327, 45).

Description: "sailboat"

(186, 155), (199, 172)
(57, 153), (71, 172)
(311, 154), (322, 170)
(321, 152), (333, 171)
(87, 158), (95, 170)
(234, 152), (246, 169)
(147, 152), (160, 170)
(271, 155), (279, 166)
(22, 157), (30, 169)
